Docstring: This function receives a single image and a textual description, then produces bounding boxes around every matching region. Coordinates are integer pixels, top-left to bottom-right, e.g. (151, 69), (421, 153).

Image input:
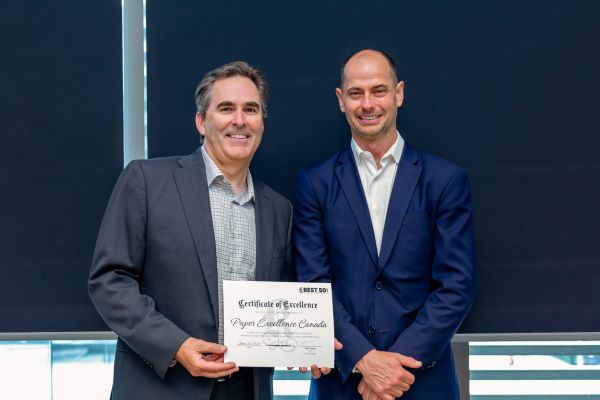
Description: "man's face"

(196, 76), (264, 170)
(336, 52), (404, 145)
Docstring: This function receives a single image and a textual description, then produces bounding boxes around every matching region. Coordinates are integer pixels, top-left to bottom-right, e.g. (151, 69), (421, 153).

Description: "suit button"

(368, 326), (376, 336)
(375, 281), (383, 290)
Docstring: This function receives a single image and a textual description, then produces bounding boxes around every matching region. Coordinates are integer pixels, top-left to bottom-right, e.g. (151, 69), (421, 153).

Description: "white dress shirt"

(351, 132), (404, 254)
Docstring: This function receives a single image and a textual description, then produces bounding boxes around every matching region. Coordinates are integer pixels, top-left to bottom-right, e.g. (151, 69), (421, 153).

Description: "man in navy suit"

(293, 49), (477, 399)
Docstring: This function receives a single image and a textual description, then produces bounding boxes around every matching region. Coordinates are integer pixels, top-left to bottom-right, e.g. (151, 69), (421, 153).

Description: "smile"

(226, 133), (251, 139)
(358, 115), (382, 123)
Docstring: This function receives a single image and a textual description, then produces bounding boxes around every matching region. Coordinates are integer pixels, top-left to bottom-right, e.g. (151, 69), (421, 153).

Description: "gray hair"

(194, 61), (269, 118)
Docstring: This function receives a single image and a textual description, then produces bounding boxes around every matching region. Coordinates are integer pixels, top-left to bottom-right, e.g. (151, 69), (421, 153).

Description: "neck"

(353, 130), (397, 168)
(204, 146), (250, 195)
(220, 164), (249, 195)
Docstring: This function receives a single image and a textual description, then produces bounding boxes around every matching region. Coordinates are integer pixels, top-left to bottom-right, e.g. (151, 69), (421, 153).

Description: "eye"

(245, 106), (259, 114)
(374, 88), (387, 96)
(348, 91), (362, 99)
(219, 106), (234, 113)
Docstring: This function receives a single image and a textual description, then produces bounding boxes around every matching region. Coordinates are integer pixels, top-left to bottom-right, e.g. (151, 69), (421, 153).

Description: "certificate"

(223, 281), (334, 368)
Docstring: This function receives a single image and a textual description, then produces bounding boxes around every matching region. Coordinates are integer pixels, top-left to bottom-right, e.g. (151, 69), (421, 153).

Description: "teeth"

(230, 134), (248, 139)
(361, 116), (378, 120)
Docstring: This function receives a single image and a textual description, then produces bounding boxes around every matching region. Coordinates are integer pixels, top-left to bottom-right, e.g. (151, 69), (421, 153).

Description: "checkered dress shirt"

(201, 146), (256, 344)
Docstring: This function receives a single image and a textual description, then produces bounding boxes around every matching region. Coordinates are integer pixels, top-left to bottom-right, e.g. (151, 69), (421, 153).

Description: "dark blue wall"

(1, 1), (598, 333)
(147, 1), (600, 333)
(0, 1), (122, 331)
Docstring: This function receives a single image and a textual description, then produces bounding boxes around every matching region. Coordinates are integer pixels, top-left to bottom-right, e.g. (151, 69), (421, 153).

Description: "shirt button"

(368, 326), (376, 336)
(375, 281), (383, 290)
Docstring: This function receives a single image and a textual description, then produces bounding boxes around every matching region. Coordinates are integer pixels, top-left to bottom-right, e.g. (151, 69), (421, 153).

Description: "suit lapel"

(335, 149), (378, 266)
(378, 143), (421, 269)
(173, 149), (219, 324)
(254, 182), (273, 282)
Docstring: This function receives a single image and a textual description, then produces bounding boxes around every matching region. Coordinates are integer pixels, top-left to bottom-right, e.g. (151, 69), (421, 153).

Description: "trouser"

(210, 367), (254, 400)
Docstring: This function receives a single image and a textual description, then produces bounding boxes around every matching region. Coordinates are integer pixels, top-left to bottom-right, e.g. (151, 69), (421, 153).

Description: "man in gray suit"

(89, 61), (293, 400)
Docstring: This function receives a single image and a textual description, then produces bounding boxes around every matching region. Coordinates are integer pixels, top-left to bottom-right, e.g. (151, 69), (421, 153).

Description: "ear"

(395, 81), (405, 108)
(335, 88), (346, 113)
(195, 112), (206, 137)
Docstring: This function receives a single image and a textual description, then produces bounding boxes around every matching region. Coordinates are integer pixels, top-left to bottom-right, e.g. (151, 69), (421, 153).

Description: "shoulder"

(409, 144), (468, 182)
(407, 145), (472, 201)
(300, 149), (348, 178)
(121, 149), (203, 183)
(125, 155), (183, 174)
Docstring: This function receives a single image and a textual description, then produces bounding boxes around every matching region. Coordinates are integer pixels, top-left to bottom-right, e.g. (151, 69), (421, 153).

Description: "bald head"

(340, 49), (398, 88)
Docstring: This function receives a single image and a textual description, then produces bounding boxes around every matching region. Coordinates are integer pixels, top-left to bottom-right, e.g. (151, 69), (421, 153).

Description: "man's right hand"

(175, 337), (239, 378)
(355, 349), (421, 399)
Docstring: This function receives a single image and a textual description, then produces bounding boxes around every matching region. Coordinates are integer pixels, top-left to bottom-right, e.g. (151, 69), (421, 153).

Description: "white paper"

(223, 281), (334, 368)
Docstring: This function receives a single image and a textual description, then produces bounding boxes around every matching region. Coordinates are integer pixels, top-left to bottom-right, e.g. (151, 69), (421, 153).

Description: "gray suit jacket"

(89, 148), (293, 400)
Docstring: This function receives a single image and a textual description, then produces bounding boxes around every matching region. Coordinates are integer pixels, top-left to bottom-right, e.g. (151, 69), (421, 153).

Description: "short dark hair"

(194, 61), (269, 118)
(340, 49), (398, 87)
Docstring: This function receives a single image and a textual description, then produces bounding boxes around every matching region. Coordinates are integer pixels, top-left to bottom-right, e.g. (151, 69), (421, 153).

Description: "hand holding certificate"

(223, 281), (334, 368)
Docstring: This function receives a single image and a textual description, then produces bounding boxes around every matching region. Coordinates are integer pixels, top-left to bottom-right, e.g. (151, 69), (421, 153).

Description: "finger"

(310, 365), (321, 379)
(198, 359), (237, 373)
(203, 365), (240, 378)
(400, 369), (415, 385)
(397, 354), (422, 369)
(299, 367), (308, 373)
(389, 384), (405, 398)
(363, 388), (377, 400)
(286, 367), (293, 370)
(211, 355), (224, 363)
(202, 353), (223, 362)
(358, 379), (365, 394)
(320, 367), (332, 375)
(198, 339), (227, 355)
(334, 338), (343, 350)
(396, 382), (410, 392)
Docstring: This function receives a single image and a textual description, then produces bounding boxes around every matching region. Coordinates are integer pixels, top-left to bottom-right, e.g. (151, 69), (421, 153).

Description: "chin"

(225, 150), (254, 161)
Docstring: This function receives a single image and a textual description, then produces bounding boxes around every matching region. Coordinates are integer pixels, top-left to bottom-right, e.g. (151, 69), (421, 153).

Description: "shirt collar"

(351, 131), (404, 166)
(201, 145), (255, 203)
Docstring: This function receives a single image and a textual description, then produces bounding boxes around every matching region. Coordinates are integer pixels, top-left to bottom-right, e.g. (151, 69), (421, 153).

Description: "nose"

(232, 109), (246, 126)
(361, 94), (374, 110)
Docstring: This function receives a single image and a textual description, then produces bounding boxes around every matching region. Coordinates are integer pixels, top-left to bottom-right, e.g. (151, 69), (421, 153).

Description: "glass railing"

(470, 341), (600, 399)
(0, 340), (114, 400)
(2, 338), (600, 399)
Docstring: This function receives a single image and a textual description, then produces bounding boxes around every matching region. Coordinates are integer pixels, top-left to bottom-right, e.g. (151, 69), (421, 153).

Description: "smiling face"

(336, 50), (404, 148)
(196, 76), (264, 171)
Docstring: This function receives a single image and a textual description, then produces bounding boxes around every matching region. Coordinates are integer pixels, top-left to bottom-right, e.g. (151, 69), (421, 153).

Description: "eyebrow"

(345, 84), (388, 92)
(216, 101), (235, 108)
(215, 101), (261, 109)
(371, 84), (388, 91)
(244, 101), (261, 109)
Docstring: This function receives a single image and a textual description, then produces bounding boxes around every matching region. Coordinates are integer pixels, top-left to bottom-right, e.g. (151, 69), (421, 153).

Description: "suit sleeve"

(88, 161), (189, 379)
(388, 168), (477, 368)
(293, 170), (374, 383)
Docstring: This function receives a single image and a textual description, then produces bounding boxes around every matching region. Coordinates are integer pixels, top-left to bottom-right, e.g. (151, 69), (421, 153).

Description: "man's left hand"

(358, 376), (403, 400)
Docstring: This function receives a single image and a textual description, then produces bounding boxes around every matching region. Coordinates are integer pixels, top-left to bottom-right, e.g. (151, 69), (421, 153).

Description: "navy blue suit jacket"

(293, 143), (476, 399)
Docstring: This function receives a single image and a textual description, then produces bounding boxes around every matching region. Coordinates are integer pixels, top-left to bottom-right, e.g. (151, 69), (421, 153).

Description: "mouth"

(225, 132), (251, 140)
(357, 114), (382, 125)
